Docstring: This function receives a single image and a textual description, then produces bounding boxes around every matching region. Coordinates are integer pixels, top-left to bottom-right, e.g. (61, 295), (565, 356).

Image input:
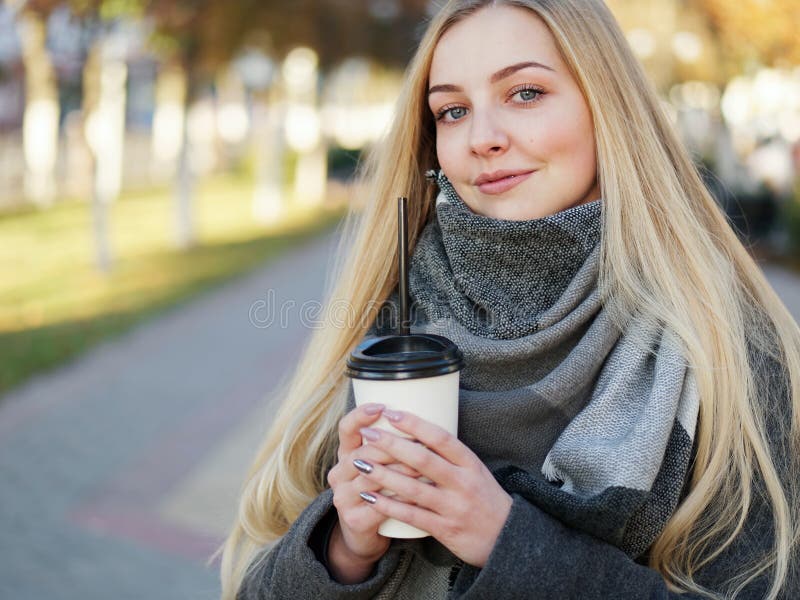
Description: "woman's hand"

(325, 403), (418, 583)
(353, 410), (512, 568)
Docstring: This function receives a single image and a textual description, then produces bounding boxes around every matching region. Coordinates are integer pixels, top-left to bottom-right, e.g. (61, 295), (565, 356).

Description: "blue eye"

(510, 87), (544, 104)
(436, 106), (468, 122)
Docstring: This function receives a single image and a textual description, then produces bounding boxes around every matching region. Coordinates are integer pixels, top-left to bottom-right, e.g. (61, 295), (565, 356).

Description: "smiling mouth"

(475, 171), (535, 195)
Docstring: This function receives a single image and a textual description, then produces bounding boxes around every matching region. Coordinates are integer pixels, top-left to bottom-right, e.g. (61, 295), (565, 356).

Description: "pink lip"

(474, 170), (536, 195)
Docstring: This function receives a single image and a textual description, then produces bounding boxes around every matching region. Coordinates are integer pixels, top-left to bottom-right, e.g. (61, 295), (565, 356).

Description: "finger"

(355, 461), (446, 514)
(351, 445), (423, 478)
(350, 474), (418, 503)
(359, 489), (440, 538)
(333, 475), (385, 512)
(337, 404), (385, 456)
(359, 427), (458, 486)
(377, 488), (417, 505)
(337, 476), (417, 509)
(385, 463), (422, 479)
(331, 450), (421, 490)
(337, 501), (386, 537)
(380, 411), (475, 467)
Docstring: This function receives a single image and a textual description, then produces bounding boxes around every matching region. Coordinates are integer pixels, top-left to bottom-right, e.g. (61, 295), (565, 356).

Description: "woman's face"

(428, 5), (600, 220)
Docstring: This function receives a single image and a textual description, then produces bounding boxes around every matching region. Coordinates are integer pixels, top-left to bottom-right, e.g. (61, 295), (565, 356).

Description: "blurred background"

(0, 0), (798, 598)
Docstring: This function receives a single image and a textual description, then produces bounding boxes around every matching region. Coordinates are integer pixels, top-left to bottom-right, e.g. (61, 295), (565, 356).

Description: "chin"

(483, 197), (550, 221)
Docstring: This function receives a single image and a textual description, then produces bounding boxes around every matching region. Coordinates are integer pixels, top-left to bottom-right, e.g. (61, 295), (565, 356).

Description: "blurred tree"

(14, 0), (62, 206)
(138, 0), (433, 247)
(692, 0), (800, 74)
(252, 0), (431, 69)
(15, 0), (132, 270)
(56, 3), (137, 272)
(51, 0), (254, 250)
(609, 0), (800, 89)
(248, 1), (432, 216)
(17, 0), (433, 251)
(144, 0), (265, 249)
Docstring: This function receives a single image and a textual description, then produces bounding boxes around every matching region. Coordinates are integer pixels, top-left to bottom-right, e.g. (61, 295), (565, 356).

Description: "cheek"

(541, 107), (596, 181)
(572, 128), (598, 184)
(436, 134), (462, 173)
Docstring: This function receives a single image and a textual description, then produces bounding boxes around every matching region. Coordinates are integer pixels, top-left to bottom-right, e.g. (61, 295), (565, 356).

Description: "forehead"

(429, 5), (562, 84)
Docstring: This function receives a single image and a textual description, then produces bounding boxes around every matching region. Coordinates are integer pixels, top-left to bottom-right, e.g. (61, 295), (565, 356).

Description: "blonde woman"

(219, 1), (800, 598)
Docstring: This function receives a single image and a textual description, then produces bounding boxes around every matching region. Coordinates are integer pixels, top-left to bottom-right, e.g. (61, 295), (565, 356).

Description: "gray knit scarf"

(369, 171), (699, 581)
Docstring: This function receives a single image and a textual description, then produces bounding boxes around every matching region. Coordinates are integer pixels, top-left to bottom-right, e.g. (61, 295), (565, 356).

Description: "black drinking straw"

(398, 197), (410, 335)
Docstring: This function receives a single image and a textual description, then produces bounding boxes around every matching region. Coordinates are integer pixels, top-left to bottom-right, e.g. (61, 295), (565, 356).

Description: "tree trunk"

(293, 140), (327, 208)
(83, 37), (128, 273)
(19, 10), (59, 207)
(150, 62), (187, 182)
(252, 88), (286, 223)
(173, 63), (195, 250)
(282, 49), (326, 208)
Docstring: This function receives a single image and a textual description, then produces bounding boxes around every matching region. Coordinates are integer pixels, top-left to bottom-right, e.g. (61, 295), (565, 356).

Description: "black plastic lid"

(345, 334), (465, 380)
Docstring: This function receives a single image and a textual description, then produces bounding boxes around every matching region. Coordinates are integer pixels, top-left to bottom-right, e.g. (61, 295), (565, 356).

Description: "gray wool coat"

(235, 348), (798, 599)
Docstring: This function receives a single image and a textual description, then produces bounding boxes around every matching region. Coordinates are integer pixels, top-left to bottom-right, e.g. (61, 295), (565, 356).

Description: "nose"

(469, 108), (509, 157)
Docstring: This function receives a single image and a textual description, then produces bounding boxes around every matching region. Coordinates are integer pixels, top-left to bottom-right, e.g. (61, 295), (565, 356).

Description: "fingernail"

(363, 403), (385, 415)
(353, 459), (373, 474)
(360, 427), (380, 442)
(383, 409), (403, 422)
(359, 491), (377, 504)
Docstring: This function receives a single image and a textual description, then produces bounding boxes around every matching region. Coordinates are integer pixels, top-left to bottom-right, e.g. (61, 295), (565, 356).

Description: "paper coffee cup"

(346, 333), (464, 538)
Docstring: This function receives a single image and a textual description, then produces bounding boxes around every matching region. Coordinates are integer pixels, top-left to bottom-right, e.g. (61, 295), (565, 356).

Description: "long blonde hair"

(218, 1), (800, 597)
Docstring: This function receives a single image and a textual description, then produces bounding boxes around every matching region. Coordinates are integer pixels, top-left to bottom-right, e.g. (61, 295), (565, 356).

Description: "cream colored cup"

(351, 371), (460, 537)
(346, 333), (464, 538)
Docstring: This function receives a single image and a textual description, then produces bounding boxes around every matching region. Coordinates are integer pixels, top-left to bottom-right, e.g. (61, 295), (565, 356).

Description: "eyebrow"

(428, 61), (554, 96)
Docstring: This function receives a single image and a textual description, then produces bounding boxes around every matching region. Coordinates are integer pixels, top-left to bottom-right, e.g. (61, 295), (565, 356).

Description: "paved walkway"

(0, 226), (346, 599)
(1, 232), (800, 599)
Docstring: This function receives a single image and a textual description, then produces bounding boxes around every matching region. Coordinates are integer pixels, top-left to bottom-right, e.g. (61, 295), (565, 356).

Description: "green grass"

(0, 173), (346, 396)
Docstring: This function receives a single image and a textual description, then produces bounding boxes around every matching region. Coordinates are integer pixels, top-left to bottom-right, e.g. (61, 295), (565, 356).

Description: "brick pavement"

(0, 227), (344, 600)
(1, 233), (800, 600)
